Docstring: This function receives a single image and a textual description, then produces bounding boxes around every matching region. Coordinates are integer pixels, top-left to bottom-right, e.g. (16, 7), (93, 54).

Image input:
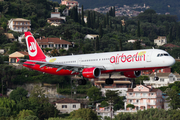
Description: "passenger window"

(160, 54), (163, 56)
(157, 54), (160, 57)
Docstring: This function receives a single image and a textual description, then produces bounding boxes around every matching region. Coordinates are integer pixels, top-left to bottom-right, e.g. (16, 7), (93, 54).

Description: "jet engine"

(82, 67), (101, 79)
(123, 71), (141, 78)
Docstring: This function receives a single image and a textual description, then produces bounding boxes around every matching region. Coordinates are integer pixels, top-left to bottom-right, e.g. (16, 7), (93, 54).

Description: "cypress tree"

(95, 36), (99, 51)
(120, 23), (123, 33)
(106, 12), (109, 25)
(119, 39), (122, 51)
(87, 11), (91, 28)
(137, 20), (141, 38)
(99, 24), (103, 38)
(96, 16), (99, 29)
(103, 17), (106, 28)
(169, 27), (173, 43)
(113, 6), (115, 17)
(81, 5), (85, 26)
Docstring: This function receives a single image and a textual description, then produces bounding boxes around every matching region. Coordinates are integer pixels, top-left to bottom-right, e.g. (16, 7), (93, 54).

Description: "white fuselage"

(45, 49), (175, 72)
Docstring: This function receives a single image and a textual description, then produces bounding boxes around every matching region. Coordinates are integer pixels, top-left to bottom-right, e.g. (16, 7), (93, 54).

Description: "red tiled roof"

(36, 38), (71, 45)
(127, 88), (133, 92)
(163, 43), (180, 48)
(54, 98), (80, 103)
(18, 51), (29, 55)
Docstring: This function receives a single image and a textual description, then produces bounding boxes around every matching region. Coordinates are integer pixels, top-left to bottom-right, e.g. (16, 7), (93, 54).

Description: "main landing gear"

(105, 74), (114, 84)
(78, 79), (87, 85)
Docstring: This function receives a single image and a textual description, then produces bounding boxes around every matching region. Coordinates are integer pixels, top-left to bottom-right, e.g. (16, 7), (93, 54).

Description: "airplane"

(20, 31), (175, 85)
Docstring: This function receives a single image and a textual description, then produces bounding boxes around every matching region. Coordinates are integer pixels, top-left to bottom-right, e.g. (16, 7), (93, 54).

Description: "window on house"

(151, 93), (154, 95)
(73, 105), (76, 108)
(129, 93), (132, 95)
(129, 100), (132, 103)
(136, 100), (139, 103)
(62, 105), (67, 108)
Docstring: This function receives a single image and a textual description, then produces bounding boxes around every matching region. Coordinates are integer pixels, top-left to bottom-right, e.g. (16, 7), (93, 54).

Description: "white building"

(54, 98), (81, 113)
(84, 34), (99, 40)
(128, 39), (137, 43)
(8, 18), (31, 32)
(143, 73), (180, 88)
(154, 36), (167, 46)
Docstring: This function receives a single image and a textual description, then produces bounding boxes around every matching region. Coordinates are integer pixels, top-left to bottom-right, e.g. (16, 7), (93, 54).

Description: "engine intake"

(82, 67), (101, 78)
(123, 71), (141, 78)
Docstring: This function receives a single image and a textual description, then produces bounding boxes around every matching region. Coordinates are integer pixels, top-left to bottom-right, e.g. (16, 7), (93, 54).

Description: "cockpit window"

(157, 53), (169, 57)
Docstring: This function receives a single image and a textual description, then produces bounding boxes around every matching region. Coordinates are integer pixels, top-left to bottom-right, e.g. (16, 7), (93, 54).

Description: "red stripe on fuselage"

(23, 62), (169, 76)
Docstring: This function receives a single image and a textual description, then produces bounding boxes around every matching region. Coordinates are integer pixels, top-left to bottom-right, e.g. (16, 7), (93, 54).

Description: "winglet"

(16, 57), (20, 63)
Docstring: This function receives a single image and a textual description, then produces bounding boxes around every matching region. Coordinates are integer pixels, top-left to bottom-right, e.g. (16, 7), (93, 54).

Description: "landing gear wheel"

(105, 78), (114, 84)
(154, 77), (159, 81)
(78, 79), (87, 85)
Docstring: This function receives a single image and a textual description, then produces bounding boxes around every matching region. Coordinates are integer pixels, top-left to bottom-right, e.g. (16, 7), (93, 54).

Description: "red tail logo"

(25, 32), (46, 60)
(27, 36), (37, 57)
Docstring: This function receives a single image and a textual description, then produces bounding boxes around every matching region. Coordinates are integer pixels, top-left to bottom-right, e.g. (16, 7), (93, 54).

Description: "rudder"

(25, 32), (46, 60)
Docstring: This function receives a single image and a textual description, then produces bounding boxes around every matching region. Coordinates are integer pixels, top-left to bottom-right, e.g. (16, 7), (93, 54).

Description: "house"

(54, 98), (81, 113)
(55, 7), (60, 12)
(36, 37), (72, 50)
(154, 36), (167, 46)
(61, 0), (81, 14)
(125, 85), (163, 111)
(96, 103), (113, 119)
(94, 73), (132, 89)
(47, 12), (66, 26)
(47, 17), (65, 26)
(128, 39), (137, 43)
(142, 68), (171, 75)
(8, 18), (31, 32)
(9, 51), (28, 65)
(18, 34), (25, 43)
(4, 33), (15, 41)
(143, 73), (180, 88)
(0, 49), (5, 54)
(84, 34), (99, 40)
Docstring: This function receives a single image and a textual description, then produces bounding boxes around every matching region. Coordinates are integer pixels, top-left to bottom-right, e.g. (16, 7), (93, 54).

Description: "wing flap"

(25, 60), (105, 71)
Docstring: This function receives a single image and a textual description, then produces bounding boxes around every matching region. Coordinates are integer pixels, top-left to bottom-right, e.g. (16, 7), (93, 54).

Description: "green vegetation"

(114, 108), (180, 120)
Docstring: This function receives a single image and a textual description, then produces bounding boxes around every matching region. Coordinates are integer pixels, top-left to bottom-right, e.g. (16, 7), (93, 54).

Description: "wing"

(23, 60), (105, 73)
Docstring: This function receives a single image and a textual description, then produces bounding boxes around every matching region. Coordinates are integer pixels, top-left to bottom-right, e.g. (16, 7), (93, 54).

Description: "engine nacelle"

(82, 67), (101, 79)
(123, 71), (141, 78)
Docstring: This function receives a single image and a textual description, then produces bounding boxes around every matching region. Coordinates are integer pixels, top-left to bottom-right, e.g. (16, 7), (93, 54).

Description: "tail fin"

(25, 32), (46, 60)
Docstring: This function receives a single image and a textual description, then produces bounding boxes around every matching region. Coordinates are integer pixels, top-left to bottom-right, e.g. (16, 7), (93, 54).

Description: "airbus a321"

(21, 32), (175, 85)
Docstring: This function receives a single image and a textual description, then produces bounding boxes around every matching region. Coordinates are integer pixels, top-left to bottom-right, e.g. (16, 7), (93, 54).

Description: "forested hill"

(51, 0), (180, 19)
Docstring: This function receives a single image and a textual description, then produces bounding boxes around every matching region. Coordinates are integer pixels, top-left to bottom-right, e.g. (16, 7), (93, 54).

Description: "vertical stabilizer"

(24, 32), (46, 60)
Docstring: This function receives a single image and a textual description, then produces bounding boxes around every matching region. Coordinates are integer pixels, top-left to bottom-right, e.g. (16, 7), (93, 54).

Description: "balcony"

(13, 23), (31, 26)
(127, 95), (157, 99)
(147, 102), (156, 105)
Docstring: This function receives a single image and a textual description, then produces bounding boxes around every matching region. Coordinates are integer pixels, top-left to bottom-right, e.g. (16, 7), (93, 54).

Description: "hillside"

(51, 0), (180, 19)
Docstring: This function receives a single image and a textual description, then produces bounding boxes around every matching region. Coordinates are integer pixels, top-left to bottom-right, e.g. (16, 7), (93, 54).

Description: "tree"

(17, 109), (35, 119)
(81, 5), (85, 26)
(126, 104), (135, 109)
(99, 24), (103, 38)
(137, 20), (141, 38)
(9, 87), (28, 102)
(101, 100), (109, 107)
(165, 88), (180, 109)
(105, 90), (123, 111)
(87, 86), (103, 105)
(0, 55), (4, 64)
(69, 108), (98, 120)
(133, 40), (141, 50)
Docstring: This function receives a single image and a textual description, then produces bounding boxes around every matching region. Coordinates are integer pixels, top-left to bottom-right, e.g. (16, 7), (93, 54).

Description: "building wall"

(55, 103), (81, 113)
(125, 85), (163, 110)
(8, 19), (31, 32)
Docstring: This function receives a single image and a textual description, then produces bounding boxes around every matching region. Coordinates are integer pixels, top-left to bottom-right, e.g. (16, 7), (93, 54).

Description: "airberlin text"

(110, 52), (145, 63)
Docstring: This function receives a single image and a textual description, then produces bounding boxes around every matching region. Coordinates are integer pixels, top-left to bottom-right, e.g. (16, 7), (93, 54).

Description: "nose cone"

(168, 56), (176, 66)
